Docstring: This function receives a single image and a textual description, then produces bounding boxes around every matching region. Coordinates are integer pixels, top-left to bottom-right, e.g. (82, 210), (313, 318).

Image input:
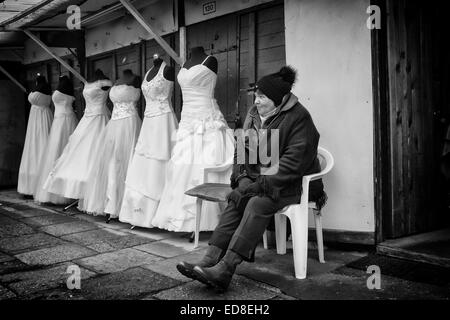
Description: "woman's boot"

(176, 245), (224, 280)
(192, 250), (243, 292)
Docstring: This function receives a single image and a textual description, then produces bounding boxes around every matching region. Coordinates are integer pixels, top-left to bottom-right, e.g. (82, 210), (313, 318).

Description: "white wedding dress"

(119, 62), (178, 227)
(78, 84), (142, 217)
(44, 79), (112, 199)
(34, 90), (78, 204)
(17, 91), (53, 195)
(151, 56), (234, 232)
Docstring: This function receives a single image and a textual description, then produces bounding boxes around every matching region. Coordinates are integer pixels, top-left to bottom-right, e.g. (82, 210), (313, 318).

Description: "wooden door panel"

(385, 0), (444, 238)
(186, 14), (238, 127)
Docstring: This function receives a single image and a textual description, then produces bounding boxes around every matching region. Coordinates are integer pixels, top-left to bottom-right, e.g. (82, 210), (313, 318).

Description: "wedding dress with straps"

(44, 79), (112, 199)
(78, 83), (142, 217)
(18, 91), (52, 195)
(119, 61), (178, 227)
(151, 56), (234, 232)
(34, 90), (78, 204)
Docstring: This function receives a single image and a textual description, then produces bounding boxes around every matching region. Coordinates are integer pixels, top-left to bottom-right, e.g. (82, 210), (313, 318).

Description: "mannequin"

(18, 74), (53, 196)
(34, 75), (78, 204)
(56, 75), (74, 97)
(116, 69), (141, 88)
(183, 46), (218, 74)
(146, 53), (175, 82)
(88, 69), (111, 91)
(34, 74), (51, 95)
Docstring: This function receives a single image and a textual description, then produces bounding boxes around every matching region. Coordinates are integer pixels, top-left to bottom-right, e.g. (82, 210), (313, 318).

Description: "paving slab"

(61, 229), (154, 253)
(77, 267), (181, 300)
(0, 233), (66, 254)
(0, 262), (96, 296)
(72, 214), (125, 230)
(121, 227), (186, 241)
(5, 208), (55, 219)
(133, 240), (192, 258)
(0, 284), (16, 300)
(0, 221), (36, 239)
(141, 248), (208, 283)
(15, 244), (97, 266)
(0, 252), (14, 263)
(20, 214), (78, 227)
(156, 234), (209, 252)
(0, 214), (23, 225)
(39, 221), (102, 237)
(330, 267), (450, 300)
(74, 248), (162, 274)
(154, 274), (279, 300)
(0, 258), (34, 275)
(235, 246), (368, 294)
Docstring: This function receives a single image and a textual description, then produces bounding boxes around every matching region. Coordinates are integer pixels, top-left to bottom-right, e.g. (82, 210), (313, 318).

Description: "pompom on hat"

(255, 66), (297, 106)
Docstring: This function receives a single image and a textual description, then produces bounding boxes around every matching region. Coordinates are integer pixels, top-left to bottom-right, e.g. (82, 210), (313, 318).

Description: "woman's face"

(254, 90), (275, 116)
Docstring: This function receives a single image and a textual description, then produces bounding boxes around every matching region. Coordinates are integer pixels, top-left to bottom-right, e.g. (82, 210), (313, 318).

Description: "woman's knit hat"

(255, 66), (297, 106)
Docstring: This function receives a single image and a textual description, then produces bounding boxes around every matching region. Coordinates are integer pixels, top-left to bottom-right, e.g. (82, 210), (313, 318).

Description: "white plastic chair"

(262, 146), (334, 279)
(192, 163), (232, 248)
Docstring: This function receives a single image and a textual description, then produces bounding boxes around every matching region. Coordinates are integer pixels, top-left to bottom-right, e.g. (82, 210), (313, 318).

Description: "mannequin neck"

(116, 73), (140, 88)
(57, 85), (74, 96)
(190, 46), (207, 60)
(153, 58), (163, 68)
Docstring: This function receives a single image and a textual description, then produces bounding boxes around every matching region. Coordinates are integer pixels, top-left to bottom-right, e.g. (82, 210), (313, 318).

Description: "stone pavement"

(0, 189), (449, 300)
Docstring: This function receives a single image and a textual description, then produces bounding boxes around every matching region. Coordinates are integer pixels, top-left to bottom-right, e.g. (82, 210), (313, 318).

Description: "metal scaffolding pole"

(22, 29), (87, 84)
(119, 0), (183, 65)
(0, 64), (27, 93)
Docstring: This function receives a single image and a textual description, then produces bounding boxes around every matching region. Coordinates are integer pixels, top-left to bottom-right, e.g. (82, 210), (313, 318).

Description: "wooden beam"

(0, 64), (27, 93)
(179, 26), (186, 65)
(23, 29), (87, 84)
(119, 0), (182, 65)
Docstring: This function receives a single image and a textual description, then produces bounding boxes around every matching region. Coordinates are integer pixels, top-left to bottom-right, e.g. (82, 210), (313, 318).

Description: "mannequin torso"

(146, 57), (175, 82)
(116, 69), (141, 88)
(87, 69), (111, 91)
(34, 75), (51, 95)
(183, 46), (218, 74)
(56, 76), (74, 96)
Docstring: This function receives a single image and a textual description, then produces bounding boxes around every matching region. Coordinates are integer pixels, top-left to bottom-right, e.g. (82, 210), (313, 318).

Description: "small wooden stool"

(185, 183), (232, 248)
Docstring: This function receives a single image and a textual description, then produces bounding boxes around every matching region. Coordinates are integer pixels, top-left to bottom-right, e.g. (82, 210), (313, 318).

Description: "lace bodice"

(52, 90), (75, 118)
(83, 79), (112, 117)
(109, 84), (141, 120)
(177, 56), (228, 134)
(141, 61), (174, 117)
(28, 91), (51, 108)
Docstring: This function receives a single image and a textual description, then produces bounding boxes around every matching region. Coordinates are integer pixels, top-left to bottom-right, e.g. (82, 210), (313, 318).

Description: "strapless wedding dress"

(17, 91), (52, 195)
(119, 62), (178, 227)
(151, 56), (234, 232)
(34, 90), (78, 204)
(78, 84), (142, 217)
(43, 79), (112, 199)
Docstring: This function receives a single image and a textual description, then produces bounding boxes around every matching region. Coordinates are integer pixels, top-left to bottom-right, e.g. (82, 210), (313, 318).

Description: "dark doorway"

(374, 0), (450, 265)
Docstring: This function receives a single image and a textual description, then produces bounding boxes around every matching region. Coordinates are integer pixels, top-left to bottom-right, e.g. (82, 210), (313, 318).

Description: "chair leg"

(263, 231), (268, 249)
(289, 205), (309, 280)
(194, 198), (202, 249)
(314, 210), (325, 263)
(275, 214), (287, 255)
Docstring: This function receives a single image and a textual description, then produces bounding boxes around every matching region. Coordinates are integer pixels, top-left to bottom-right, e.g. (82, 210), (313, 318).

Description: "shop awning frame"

(0, 64), (27, 93)
(22, 29), (87, 84)
(119, 0), (183, 65)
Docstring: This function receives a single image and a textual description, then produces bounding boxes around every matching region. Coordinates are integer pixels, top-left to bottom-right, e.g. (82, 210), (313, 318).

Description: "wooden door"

(384, 0), (449, 238)
(186, 14), (239, 127)
(90, 55), (114, 82)
(89, 54), (114, 112)
(238, 4), (286, 127)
